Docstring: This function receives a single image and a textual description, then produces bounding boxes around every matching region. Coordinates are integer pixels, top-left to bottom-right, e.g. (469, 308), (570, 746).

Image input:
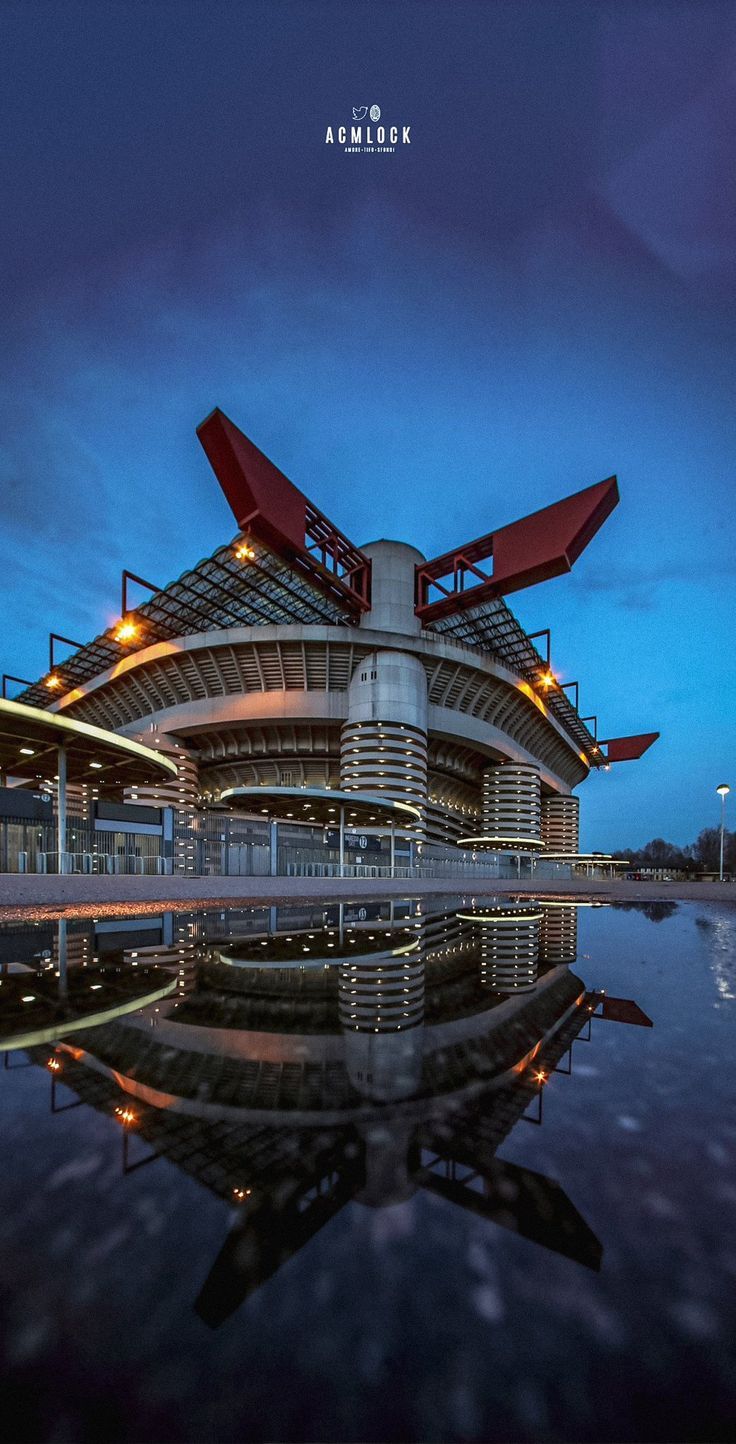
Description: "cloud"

(569, 556), (736, 609)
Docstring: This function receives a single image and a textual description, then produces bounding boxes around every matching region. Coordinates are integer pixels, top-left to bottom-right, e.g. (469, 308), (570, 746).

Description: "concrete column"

(339, 935), (425, 1103)
(342, 666), (428, 856)
(57, 918), (68, 1001)
(269, 818), (278, 876)
(541, 794), (579, 853)
(477, 909), (541, 994)
(481, 762), (542, 850)
(338, 541), (429, 851)
(357, 539), (425, 637)
(57, 745), (67, 874)
(355, 1121), (418, 1206)
(540, 904), (578, 965)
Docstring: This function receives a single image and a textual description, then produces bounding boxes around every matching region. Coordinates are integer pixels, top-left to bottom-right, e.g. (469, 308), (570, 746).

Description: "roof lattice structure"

(16, 534), (352, 711)
(427, 598), (598, 760)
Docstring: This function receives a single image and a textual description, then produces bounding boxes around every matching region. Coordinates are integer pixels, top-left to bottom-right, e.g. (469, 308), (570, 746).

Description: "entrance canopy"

(542, 852), (629, 867)
(456, 834), (546, 852)
(218, 786), (421, 828)
(0, 698), (178, 795)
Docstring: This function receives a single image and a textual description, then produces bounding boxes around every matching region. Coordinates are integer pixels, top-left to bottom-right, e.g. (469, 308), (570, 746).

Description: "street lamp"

(716, 784), (730, 882)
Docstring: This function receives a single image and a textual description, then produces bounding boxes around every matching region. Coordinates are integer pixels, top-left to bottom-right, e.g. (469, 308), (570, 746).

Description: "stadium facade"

(3, 409), (658, 876)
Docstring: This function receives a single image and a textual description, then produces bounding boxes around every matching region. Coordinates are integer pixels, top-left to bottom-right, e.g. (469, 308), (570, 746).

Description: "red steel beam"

(416, 476), (619, 622)
(600, 732), (660, 763)
(598, 997), (653, 1027)
(196, 408), (371, 615)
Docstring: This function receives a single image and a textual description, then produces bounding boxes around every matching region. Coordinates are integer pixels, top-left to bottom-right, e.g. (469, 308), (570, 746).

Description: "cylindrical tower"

(125, 733), (200, 874)
(473, 906), (542, 993)
(340, 933), (425, 1105)
(341, 636), (428, 830)
(481, 762), (542, 849)
(539, 903), (578, 965)
(358, 539), (424, 637)
(541, 794), (580, 854)
(338, 945), (424, 1036)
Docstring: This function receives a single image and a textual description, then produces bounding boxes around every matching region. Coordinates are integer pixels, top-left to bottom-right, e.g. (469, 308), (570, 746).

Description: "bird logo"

(352, 105), (368, 121)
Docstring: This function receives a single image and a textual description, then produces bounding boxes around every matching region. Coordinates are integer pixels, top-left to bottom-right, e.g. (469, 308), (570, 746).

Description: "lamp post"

(716, 784), (730, 882)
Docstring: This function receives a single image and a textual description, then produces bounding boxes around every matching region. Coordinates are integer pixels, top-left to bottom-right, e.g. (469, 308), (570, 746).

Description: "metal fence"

(285, 858), (521, 881)
(24, 850), (172, 876)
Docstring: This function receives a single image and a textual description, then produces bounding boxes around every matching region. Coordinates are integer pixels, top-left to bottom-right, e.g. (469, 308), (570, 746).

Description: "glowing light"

(235, 542), (256, 561)
(114, 1105), (137, 1126)
(232, 1187), (252, 1202)
(115, 618), (138, 643)
(46, 1057), (61, 1072)
(540, 671), (556, 689)
(534, 1069), (547, 1084)
(45, 674), (61, 690)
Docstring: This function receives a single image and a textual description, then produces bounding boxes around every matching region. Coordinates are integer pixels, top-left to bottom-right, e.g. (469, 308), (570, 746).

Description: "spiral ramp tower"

(472, 906), (543, 993)
(539, 904), (579, 965)
(541, 794), (580, 855)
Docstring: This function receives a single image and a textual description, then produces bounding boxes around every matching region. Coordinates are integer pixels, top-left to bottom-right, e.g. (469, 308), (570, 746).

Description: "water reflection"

(0, 916), (176, 1051)
(0, 899), (654, 1331)
(460, 905), (543, 993)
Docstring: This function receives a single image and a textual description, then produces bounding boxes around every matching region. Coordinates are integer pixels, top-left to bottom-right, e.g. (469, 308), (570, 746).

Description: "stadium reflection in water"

(0, 897), (654, 1330)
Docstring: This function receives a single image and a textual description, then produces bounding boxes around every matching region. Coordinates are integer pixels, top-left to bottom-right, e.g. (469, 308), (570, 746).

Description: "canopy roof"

(218, 785), (421, 827)
(541, 852), (630, 865)
(456, 834), (547, 852)
(0, 969), (176, 1052)
(0, 698), (179, 793)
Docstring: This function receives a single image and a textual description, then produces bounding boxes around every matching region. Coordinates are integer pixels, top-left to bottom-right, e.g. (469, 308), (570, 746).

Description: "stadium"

(0, 409), (658, 877)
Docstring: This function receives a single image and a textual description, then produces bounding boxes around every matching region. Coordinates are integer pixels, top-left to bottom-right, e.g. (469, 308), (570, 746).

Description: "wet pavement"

(1, 896), (734, 1442)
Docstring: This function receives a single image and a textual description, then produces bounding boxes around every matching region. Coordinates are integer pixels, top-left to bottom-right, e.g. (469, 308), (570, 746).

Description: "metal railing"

(285, 858), (510, 880)
(25, 851), (172, 876)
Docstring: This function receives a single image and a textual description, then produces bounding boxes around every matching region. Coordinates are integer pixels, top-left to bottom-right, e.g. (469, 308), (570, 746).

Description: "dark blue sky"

(1, 1), (734, 848)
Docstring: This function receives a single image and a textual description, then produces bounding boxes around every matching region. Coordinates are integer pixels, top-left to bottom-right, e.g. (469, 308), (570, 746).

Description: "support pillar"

(57, 918), (68, 1002)
(269, 818), (278, 877)
(344, 551), (429, 847)
(339, 804), (345, 877)
(57, 745), (67, 875)
(541, 794), (579, 854)
(482, 763), (542, 854)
